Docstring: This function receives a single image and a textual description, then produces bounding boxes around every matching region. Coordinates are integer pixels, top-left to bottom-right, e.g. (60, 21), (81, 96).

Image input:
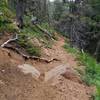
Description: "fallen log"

(18, 64), (40, 80)
(3, 45), (59, 63)
(44, 65), (68, 82)
(0, 33), (59, 63)
(35, 24), (52, 38)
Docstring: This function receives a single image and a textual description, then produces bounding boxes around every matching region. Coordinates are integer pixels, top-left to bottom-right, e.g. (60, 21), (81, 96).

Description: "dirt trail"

(0, 34), (93, 100)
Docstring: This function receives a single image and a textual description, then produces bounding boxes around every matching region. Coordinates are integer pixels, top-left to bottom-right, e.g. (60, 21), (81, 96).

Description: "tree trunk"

(16, 0), (24, 29)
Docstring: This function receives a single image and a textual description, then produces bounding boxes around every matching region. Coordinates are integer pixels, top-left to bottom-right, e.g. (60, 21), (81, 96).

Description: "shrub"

(17, 35), (41, 57)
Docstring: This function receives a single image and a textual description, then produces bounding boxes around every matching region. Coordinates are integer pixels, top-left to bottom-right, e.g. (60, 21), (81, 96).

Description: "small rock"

(62, 68), (82, 83)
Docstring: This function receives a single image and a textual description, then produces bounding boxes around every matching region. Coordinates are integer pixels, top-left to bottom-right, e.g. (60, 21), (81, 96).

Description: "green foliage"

(78, 53), (100, 86)
(0, 0), (16, 33)
(93, 15), (100, 22)
(17, 14), (55, 52)
(64, 43), (100, 99)
(20, 17), (55, 48)
(17, 35), (41, 57)
(80, 16), (100, 33)
(0, 23), (18, 33)
(0, 0), (14, 20)
(40, 22), (58, 40)
(95, 81), (100, 100)
(20, 16), (44, 38)
(20, 24), (46, 40)
(26, 46), (41, 57)
(80, 17), (96, 26)
(53, 0), (65, 21)
(40, 23), (55, 33)
(21, 16), (53, 39)
(88, 0), (100, 14)
(63, 43), (78, 54)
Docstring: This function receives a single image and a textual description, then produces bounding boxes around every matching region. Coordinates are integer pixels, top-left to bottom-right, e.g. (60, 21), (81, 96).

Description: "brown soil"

(0, 34), (93, 100)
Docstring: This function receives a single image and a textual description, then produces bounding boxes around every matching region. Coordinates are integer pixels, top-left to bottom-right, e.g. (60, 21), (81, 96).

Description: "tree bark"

(16, 0), (24, 29)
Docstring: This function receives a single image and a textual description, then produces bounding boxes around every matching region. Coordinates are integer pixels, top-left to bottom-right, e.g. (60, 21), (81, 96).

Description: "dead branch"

(1, 34), (18, 47)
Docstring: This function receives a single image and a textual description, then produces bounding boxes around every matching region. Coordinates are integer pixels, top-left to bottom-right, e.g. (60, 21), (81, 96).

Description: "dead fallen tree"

(0, 33), (59, 63)
(5, 45), (59, 63)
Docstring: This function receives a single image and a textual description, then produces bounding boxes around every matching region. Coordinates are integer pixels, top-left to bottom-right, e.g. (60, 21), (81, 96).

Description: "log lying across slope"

(0, 34), (59, 63)
(35, 24), (52, 38)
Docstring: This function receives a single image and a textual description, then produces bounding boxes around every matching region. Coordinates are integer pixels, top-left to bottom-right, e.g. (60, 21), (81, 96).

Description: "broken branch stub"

(1, 34), (18, 48)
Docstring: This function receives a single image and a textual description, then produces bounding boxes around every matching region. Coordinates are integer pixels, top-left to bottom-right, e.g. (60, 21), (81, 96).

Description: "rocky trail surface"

(0, 33), (93, 100)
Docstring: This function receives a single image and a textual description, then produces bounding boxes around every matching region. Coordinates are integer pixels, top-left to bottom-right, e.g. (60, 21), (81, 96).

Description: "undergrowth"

(19, 16), (55, 49)
(0, 0), (17, 33)
(17, 35), (41, 57)
(0, 2), (54, 57)
(17, 21), (55, 56)
(40, 22), (55, 33)
(64, 43), (100, 100)
(19, 24), (54, 49)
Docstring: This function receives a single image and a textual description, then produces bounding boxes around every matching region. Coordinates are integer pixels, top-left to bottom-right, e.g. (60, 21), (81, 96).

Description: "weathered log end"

(18, 64), (41, 80)
(44, 65), (68, 82)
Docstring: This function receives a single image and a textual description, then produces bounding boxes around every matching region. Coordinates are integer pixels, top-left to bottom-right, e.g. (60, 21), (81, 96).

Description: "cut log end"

(18, 64), (41, 80)
(44, 65), (69, 82)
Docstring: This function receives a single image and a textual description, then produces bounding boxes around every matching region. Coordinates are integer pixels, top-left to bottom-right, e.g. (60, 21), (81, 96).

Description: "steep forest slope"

(0, 0), (100, 100)
(0, 34), (93, 100)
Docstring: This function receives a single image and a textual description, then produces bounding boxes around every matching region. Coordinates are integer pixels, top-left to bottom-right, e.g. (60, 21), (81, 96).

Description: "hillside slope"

(0, 33), (93, 100)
